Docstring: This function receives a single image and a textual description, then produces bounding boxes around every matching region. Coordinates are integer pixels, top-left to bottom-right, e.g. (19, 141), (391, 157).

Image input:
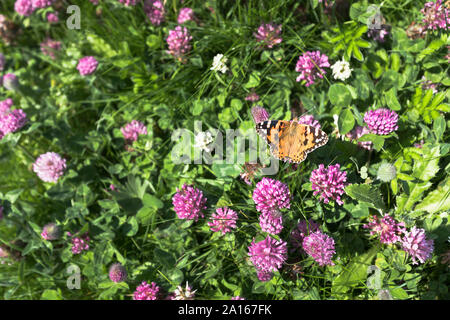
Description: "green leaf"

(385, 89), (401, 111)
(142, 194), (163, 209)
(345, 184), (385, 210)
(416, 39), (444, 62)
(433, 116), (446, 141)
(154, 248), (176, 269)
(332, 247), (378, 298)
(211, 163), (241, 178)
(328, 84), (352, 107)
(397, 181), (432, 213)
(357, 134), (385, 151)
(390, 287), (409, 300)
(192, 100), (203, 116)
(122, 216), (139, 237)
(338, 109), (355, 136)
(412, 146), (440, 181)
(230, 98), (243, 111)
(4, 189), (23, 204)
(244, 71), (261, 89)
(415, 177), (450, 214)
(168, 269), (184, 284)
(41, 289), (63, 300)
(136, 207), (155, 225)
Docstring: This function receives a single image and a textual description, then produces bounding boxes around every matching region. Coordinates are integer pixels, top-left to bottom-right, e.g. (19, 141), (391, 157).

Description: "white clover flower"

(194, 131), (214, 152)
(173, 281), (196, 300)
(331, 59), (353, 81)
(210, 54), (228, 74)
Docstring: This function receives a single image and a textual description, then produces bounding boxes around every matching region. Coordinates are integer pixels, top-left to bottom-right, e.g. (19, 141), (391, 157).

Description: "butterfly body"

(256, 120), (328, 163)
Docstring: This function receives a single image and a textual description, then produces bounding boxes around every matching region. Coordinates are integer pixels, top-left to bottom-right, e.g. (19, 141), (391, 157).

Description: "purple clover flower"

(290, 219), (320, 253)
(178, 8), (195, 24)
(363, 215), (406, 244)
(144, 0), (165, 25)
(77, 56), (98, 76)
(172, 184), (207, 222)
(421, 0), (449, 31)
(40, 38), (61, 59)
(363, 108), (398, 135)
(121, 120), (147, 142)
(109, 263), (127, 282)
(296, 115), (321, 129)
(15, 0), (35, 16)
(41, 223), (61, 240)
(295, 51), (330, 86)
(346, 125), (373, 151)
(33, 152), (66, 183)
(310, 163), (347, 205)
(134, 281), (160, 300)
(248, 236), (287, 273)
(166, 26), (192, 61)
(118, 0), (140, 6)
(252, 178), (290, 217)
(257, 270), (273, 282)
(401, 227), (434, 265)
(31, 0), (54, 9)
(259, 211), (283, 235)
(68, 232), (90, 255)
(251, 106), (269, 123)
(207, 207), (238, 235)
(302, 231), (336, 266)
(254, 23), (282, 48)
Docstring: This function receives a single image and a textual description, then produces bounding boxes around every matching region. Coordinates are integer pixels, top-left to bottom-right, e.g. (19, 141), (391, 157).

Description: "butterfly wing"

(287, 123), (329, 163)
(256, 121), (328, 164)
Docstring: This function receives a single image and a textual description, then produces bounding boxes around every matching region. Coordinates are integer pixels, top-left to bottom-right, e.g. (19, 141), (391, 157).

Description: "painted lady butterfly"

(256, 119), (328, 163)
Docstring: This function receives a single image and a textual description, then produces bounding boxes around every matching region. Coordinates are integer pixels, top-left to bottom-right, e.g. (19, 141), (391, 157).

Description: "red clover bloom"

(40, 38), (61, 59)
(208, 207), (238, 235)
(41, 223), (61, 240)
(302, 231), (336, 266)
(421, 0), (449, 31)
(290, 219), (320, 253)
(31, 0), (54, 9)
(68, 232), (90, 255)
(172, 184), (207, 222)
(345, 125), (373, 150)
(166, 26), (192, 61)
(259, 211), (283, 235)
(363, 214), (406, 244)
(310, 163), (347, 205)
(15, 0), (35, 16)
(296, 115), (321, 129)
(0, 108), (27, 138)
(401, 227), (434, 265)
(118, 0), (140, 6)
(364, 108), (398, 135)
(178, 8), (195, 24)
(254, 23), (282, 48)
(33, 152), (66, 183)
(46, 12), (59, 24)
(134, 281), (160, 300)
(77, 56), (98, 76)
(144, 0), (165, 25)
(252, 178), (291, 217)
(121, 120), (147, 142)
(109, 263), (127, 282)
(251, 106), (269, 123)
(3, 73), (19, 91)
(248, 236), (287, 273)
(295, 51), (330, 86)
